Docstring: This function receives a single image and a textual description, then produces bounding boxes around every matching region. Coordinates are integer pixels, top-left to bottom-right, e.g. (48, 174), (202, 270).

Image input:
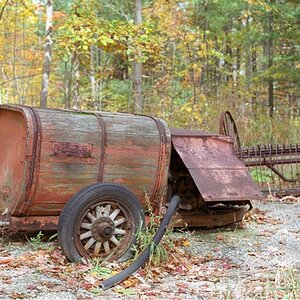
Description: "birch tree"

(132, 0), (143, 113)
(40, 0), (53, 108)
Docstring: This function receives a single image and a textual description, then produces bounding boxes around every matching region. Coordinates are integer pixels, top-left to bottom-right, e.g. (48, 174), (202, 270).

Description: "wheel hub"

(92, 217), (115, 241)
(74, 200), (135, 259)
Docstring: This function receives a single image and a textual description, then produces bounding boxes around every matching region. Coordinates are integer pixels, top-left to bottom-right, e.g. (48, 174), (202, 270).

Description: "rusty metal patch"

(52, 142), (93, 158)
(171, 130), (262, 202)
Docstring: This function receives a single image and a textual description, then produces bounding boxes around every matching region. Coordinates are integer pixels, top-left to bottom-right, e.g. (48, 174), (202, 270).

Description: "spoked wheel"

(219, 111), (241, 154)
(58, 183), (144, 262)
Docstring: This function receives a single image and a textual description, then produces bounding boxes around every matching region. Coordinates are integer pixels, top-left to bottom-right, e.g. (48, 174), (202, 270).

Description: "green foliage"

(0, 0), (299, 145)
(26, 231), (55, 251)
(55, 2), (163, 66)
(101, 80), (131, 112)
(250, 168), (273, 184)
(89, 258), (111, 277)
(27, 231), (45, 250)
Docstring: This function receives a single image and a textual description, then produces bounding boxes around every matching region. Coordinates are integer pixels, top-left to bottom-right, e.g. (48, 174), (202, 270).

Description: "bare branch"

(104, 2), (131, 22)
(0, 0), (9, 21)
(0, 73), (42, 87)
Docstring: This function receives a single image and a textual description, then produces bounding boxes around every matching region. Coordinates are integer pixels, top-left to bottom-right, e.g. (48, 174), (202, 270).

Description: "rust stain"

(9, 216), (58, 231)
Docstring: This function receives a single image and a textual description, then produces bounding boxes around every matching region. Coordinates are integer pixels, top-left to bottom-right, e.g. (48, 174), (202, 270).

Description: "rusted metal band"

(219, 111), (241, 153)
(148, 117), (168, 203)
(94, 113), (107, 182)
(21, 107), (42, 214)
(219, 111), (226, 135)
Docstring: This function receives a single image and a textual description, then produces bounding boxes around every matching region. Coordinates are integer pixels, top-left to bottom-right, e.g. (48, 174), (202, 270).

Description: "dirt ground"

(0, 196), (299, 299)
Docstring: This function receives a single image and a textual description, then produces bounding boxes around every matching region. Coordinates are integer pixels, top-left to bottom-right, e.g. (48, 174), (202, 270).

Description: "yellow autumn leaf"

(182, 239), (190, 247)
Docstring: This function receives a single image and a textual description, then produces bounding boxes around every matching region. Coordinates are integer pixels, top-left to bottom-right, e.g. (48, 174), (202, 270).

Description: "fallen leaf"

(115, 288), (137, 295)
(9, 293), (26, 299)
(176, 282), (189, 289)
(216, 234), (224, 242)
(27, 284), (37, 290)
(3, 278), (13, 284)
(0, 257), (13, 264)
(122, 277), (139, 288)
(111, 270), (119, 275)
(89, 287), (103, 294)
(177, 287), (188, 293)
(144, 290), (159, 296)
(81, 282), (94, 290)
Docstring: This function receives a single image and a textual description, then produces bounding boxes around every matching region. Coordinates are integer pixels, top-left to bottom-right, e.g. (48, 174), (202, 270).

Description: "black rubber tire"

(58, 183), (145, 262)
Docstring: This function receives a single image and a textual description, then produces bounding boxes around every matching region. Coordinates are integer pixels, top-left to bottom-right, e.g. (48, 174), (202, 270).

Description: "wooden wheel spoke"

(110, 236), (120, 246)
(103, 204), (111, 217)
(103, 241), (110, 254)
(80, 230), (92, 240)
(84, 237), (96, 250)
(87, 212), (96, 222)
(80, 222), (92, 230)
(109, 208), (120, 220)
(114, 217), (126, 227)
(114, 228), (126, 235)
(94, 242), (102, 255)
(95, 206), (102, 218)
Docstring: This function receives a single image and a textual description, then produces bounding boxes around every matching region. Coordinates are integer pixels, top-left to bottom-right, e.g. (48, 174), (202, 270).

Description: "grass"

(27, 231), (44, 250)
(25, 231), (54, 250)
(265, 268), (300, 300)
(223, 268), (300, 299)
(89, 257), (112, 277)
(131, 197), (175, 267)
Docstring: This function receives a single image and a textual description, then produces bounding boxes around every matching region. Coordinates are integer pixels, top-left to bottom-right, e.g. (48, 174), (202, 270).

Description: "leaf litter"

(0, 196), (299, 299)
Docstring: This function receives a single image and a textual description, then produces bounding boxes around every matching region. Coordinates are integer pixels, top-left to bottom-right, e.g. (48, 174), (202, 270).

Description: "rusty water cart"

(0, 105), (261, 262)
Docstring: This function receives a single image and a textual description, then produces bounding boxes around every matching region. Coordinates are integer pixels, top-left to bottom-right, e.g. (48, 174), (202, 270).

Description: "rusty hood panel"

(171, 129), (262, 202)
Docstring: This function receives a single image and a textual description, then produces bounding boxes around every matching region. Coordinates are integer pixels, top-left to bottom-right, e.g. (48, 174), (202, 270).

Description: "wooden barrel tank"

(0, 105), (171, 218)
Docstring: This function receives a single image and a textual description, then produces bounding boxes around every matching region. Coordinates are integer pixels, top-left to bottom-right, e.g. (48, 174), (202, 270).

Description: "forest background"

(0, 0), (299, 146)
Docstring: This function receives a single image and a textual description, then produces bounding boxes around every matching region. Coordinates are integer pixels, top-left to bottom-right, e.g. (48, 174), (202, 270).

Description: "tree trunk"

(73, 55), (80, 109)
(132, 0), (143, 114)
(235, 19), (241, 88)
(90, 45), (98, 108)
(268, 9), (274, 118)
(251, 49), (257, 109)
(40, 0), (53, 108)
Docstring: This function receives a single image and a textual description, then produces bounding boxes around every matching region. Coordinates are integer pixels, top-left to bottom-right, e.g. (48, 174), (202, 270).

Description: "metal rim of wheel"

(219, 111), (241, 153)
(74, 197), (134, 260)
